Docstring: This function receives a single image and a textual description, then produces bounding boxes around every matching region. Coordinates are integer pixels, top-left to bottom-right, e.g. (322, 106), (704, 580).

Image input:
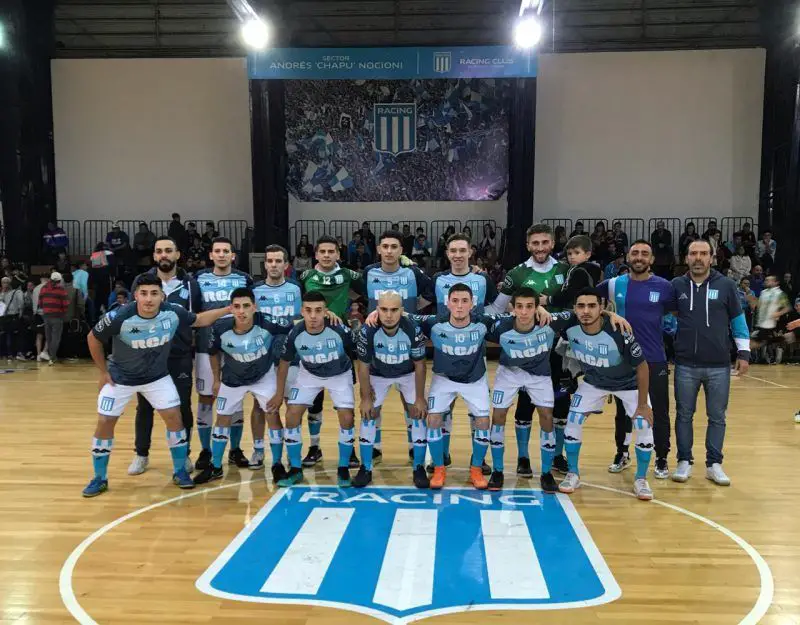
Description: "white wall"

(534, 48), (765, 222)
(51, 58), (253, 223)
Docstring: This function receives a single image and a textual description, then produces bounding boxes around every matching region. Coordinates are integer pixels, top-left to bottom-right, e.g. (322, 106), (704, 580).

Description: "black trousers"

(134, 357), (194, 457)
(614, 361), (670, 459)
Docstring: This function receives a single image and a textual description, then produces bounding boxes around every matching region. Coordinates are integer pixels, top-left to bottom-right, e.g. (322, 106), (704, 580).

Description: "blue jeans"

(674, 365), (730, 466)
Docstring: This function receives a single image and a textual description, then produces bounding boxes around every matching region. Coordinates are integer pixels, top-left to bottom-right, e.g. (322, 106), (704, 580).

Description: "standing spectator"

(553, 226), (568, 258)
(756, 230), (777, 271)
(737, 277), (757, 330)
(63, 273), (85, 324)
(348, 231), (364, 264)
(168, 213), (188, 251)
(479, 223), (497, 256)
(412, 232), (431, 264)
(714, 233), (731, 273)
(201, 221), (219, 255)
(238, 227), (255, 273)
(650, 220), (674, 278)
(462, 225), (473, 243)
(435, 225), (456, 268)
(401, 224), (415, 256)
(42, 222), (69, 259)
(729, 247), (752, 283)
(749, 265), (765, 296)
(72, 261), (89, 301)
(292, 244), (313, 272)
(360, 221), (377, 257)
(90, 242), (115, 316)
(679, 222), (700, 261)
(351, 242), (371, 270)
(54, 251), (71, 274)
(611, 221), (629, 253)
(20, 280), (35, 358)
(0, 276), (24, 361)
(39, 272), (69, 365)
(781, 272), (795, 300)
(106, 225), (132, 275)
(569, 221), (585, 238)
(32, 274), (49, 361)
(671, 240), (750, 486)
(185, 221), (201, 249)
(739, 222), (757, 259)
(701, 219), (720, 241)
(61, 273), (86, 359)
(133, 222), (156, 269)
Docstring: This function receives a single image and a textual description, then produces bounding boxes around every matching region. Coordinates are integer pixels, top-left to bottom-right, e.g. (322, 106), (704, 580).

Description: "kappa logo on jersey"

(197, 486), (620, 623)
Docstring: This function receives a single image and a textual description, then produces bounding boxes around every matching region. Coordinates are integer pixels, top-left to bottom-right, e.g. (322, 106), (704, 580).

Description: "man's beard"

(158, 259), (176, 272)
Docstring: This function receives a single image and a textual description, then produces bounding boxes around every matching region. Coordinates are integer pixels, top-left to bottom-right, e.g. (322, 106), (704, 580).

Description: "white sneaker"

(184, 457), (194, 474)
(16, 354), (26, 361)
(794, 410), (800, 424)
(634, 478), (654, 501)
(671, 460), (692, 482)
(38, 351), (50, 362)
(558, 472), (581, 494)
(608, 452), (631, 473)
(127, 455), (149, 475)
(705, 463), (731, 486)
(248, 450), (265, 470)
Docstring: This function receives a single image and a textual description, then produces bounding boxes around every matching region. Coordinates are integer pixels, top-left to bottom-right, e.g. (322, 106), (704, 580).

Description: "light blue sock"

(91, 437), (113, 480)
(308, 412), (323, 447)
(441, 411), (453, 457)
(471, 429), (490, 467)
(339, 427), (355, 468)
(268, 428), (283, 466)
(515, 420), (531, 459)
(540, 429), (556, 474)
(374, 414), (382, 450)
(554, 417), (567, 456)
(229, 411), (244, 450)
(411, 419), (426, 467)
(359, 420), (377, 470)
(166, 429), (189, 473)
(405, 411), (413, 449)
(490, 425), (505, 472)
(284, 426), (303, 468)
(564, 412), (585, 475)
(253, 437), (265, 456)
(634, 416), (654, 479)
(197, 402), (213, 451)
(210, 426), (230, 469)
(427, 427), (444, 466)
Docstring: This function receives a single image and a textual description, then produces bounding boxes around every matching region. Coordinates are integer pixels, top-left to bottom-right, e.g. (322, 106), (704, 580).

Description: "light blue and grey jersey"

(433, 271), (499, 316)
(195, 268), (252, 354)
(357, 317), (426, 378)
(364, 264), (435, 313)
(281, 321), (354, 378)
(486, 312), (577, 376)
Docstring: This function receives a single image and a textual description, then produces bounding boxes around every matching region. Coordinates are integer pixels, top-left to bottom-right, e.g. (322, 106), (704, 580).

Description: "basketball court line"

(741, 374), (790, 388)
(59, 466), (774, 625)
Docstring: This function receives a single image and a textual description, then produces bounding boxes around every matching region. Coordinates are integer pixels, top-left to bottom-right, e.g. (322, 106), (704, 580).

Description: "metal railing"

(217, 220), (249, 250)
(56, 220), (82, 255)
(83, 220), (115, 254)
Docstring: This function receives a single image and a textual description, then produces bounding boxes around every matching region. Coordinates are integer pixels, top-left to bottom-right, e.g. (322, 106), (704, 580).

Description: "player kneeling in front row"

(356, 291), (429, 488)
(193, 287), (294, 485)
(83, 276), (232, 497)
(268, 291), (357, 488)
(559, 288), (655, 501)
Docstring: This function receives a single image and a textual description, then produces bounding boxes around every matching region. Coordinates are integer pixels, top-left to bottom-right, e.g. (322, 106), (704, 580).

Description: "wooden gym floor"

(0, 361), (798, 625)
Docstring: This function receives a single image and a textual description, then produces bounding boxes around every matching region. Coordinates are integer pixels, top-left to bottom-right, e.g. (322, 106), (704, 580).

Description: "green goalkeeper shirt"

(299, 264), (364, 317)
(497, 257), (569, 312)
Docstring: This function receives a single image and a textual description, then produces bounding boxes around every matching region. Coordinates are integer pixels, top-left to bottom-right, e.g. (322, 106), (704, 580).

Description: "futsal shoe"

(469, 466), (489, 490)
(270, 463), (287, 483)
(671, 460), (692, 483)
(558, 472), (581, 494)
(539, 472), (558, 494)
(551, 454), (569, 475)
(794, 409), (800, 424)
(277, 467), (303, 487)
(173, 468), (196, 489)
(654, 457), (669, 479)
(82, 477), (108, 498)
(195, 449), (212, 471)
(634, 478), (654, 501)
(412, 465), (430, 489)
(228, 448), (249, 468)
(352, 466), (372, 488)
(488, 471), (505, 491)
(337, 466), (352, 487)
(480, 461), (492, 476)
(348, 450), (360, 469)
(516, 456), (533, 477)
(127, 454), (149, 475)
(193, 465), (223, 485)
(248, 450), (265, 470)
(429, 466), (447, 489)
(705, 463), (731, 486)
(302, 445), (323, 467)
(372, 449), (383, 465)
(608, 451), (631, 473)
(427, 453), (452, 473)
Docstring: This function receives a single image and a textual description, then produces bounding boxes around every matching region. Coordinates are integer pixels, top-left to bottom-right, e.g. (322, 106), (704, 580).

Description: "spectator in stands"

(650, 220), (674, 279)
(351, 242), (371, 270)
(729, 247), (752, 283)
(756, 229), (777, 270)
(679, 222), (699, 261)
(469, 244), (480, 267)
(611, 221), (629, 252)
(39, 272), (68, 365)
(412, 232), (431, 264)
(186, 236), (205, 269)
(106, 225), (132, 275)
(201, 221), (218, 255)
(239, 227), (255, 273)
(72, 261), (89, 301)
(54, 250), (71, 275)
(489, 254), (506, 287)
(42, 222), (69, 260)
(781, 272), (795, 300)
(295, 234), (309, 259)
(391, 222), (400, 230)
(133, 222), (156, 268)
(701, 219), (720, 241)
(603, 250), (626, 280)
(186, 221), (201, 249)
(725, 232), (743, 256)
(569, 221), (585, 238)
(435, 226), (456, 268)
(107, 279), (130, 311)
(737, 277), (757, 330)
(360, 221), (377, 257)
(0, 276), (24, 362)
(109, 287), (130, 311)
(31, 275), (48, 360)
(348, 231), (364, 264)
(335, 236), (348, 266)
(463, 225), (473, 243)
(553, 226), (567, 257)
(168, 213), (188, 251)
(401, 224), (414, 256)
(293, 244), (313, 272)
(739, 222), (757, 259)
(479, 223), (497, 256)
(750, 265), (765, 296)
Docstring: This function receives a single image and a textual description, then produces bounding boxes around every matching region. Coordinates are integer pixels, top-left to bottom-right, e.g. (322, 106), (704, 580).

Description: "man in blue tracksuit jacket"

(670, 239), (750, 487)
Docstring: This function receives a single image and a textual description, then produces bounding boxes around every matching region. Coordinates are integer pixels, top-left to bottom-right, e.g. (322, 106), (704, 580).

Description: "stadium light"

(241, 18), (270, 50)
(514, 15), (543, 49)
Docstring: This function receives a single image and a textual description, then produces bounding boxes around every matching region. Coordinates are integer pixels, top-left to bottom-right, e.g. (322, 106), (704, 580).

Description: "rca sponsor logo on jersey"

(197, 486), (620, 623)
(203, 290), (232, 303)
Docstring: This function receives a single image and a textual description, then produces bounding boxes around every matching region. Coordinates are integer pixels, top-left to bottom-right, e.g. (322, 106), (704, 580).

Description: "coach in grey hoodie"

(670, 239), (750, 487)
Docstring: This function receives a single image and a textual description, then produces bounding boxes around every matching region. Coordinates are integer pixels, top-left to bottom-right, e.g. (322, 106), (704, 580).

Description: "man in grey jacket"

(0, 277), (24, 361)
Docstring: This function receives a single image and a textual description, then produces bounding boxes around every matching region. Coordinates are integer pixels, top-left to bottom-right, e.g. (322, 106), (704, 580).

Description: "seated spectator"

(201, 221), (218, 254)
(187, 237), (206, 268)
(701, 219), (720, 241)
(401, 225), (414, 256)
(729, 247), (752, 283)
(54, 251), (71, 275)
(435, 226), (456, 266)
(168, 213), (188, 251)
(553, 226), (567, 257)
(109, 287), (130, 311)
(107, 279), (130, 311)
(781, 272), (795, 300)
(750, 265), (765, 296)
(359, 221), (377, 257)
(739, 222), (757, 258)
(489, 257), (506, 287)
(611, 221), (629, 252)
(469, 244), (479, 267)
(293, 244), (313, 272)
(391, 223), (400, 231)
(0, 276), (24, 361)
(569, 221), (585, 238)
(650, 220), (674, 278)
(463, 226), (473, 243)
(42, 222), (69, 260)
(617, 264), (631, 277)
(348, 231), (364, 263)
(603, 250), (626, 280)
(412, 232), (431, 263)
(295, 234), (310, 259)
(133, 222), (156, 268)
(725, 233), (743, 255)
(479, 223), (497, 256)
(679, 222), (700, 261)
(351, 243), (371, 270)
(715, 240), (731, 273)
(186, 221), (201, 249)
(756, 229), (777, 270)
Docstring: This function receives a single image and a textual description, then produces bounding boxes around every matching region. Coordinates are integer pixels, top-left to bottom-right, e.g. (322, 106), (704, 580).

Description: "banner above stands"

(247, 46), (538, 80)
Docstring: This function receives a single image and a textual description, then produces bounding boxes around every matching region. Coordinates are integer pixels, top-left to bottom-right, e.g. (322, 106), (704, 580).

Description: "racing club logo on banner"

(374, 103), (417, 155)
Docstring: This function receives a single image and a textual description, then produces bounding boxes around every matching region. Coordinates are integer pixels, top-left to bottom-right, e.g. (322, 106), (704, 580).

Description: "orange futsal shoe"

(429, 466), (447, 489)
(469, 466), (489, 490)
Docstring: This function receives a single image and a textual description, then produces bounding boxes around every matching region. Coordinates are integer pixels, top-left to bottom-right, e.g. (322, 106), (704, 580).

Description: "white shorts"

(216, 371), (277, 416)
(288, 368), (355, 410)
(371, 372), (416, 408)
(427, 373), (490, 417)
(195, 353), (214, 396)
(570, 380), (651, 417)
(283, 365), (299, 399)
(491, 366), (554, 409)
(97, 376), (180, 418)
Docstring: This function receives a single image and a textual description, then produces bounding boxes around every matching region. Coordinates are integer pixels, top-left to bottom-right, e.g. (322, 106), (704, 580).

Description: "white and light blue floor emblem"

(197, 486), (620, 623)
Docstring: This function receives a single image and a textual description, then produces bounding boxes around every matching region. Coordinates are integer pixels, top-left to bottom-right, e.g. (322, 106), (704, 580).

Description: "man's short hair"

(230, 287), (255, 302)
(446, 233), (471, 247)
(629, 239), (652, 250)
(302, 291), (327, 305)
(575, 287), (602, 304)
(379, 230), (403, 245)
(154, 235), (179, 248)
(566, 235), (592, 253)
(265, 244), (289, 261)
(512, 286), (539, 305)
(171, 212), (180, 219)
(211, 236), (233, 249)
(416, 227), (424, 233)
(526, 223), (553, 239)
(687, 239), (712, 253)
(448, 282), (473, 298)
(315, 235), (339, 250)
(136, 275), (162, 289)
